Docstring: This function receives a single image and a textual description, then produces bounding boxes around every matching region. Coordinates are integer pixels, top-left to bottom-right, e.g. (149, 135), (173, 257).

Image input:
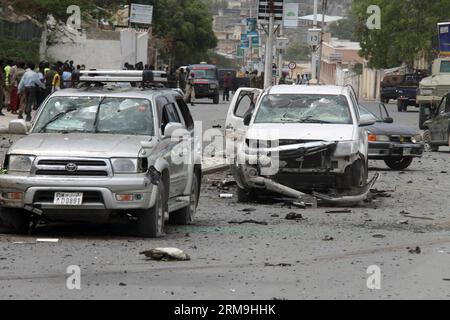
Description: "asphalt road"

(1, 98), (450, 300)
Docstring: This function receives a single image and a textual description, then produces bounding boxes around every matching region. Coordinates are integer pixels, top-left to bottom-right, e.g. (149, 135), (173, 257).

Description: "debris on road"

(400, 213), (434, 221)
(140, 248), (191, 261)
(408, 247), (421, 254)
(326, 209), (352, 214)
(241, 208), (256, 213)
(212, 124), (222, 129)
(264, 263), (293, 267)
(219, 193), (233, 199)
(36, 239), (59, 243)
(397, 220), (409, 225)
(372, 234), (386, 239)
(228, 220), (268, 226)
(370, 189), (392, 198)
(322, 235), (334, 241)
(285, 212), (304, 221)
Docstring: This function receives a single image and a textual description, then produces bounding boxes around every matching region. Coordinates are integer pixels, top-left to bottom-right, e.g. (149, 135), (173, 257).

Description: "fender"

(147, 158), (170, 209)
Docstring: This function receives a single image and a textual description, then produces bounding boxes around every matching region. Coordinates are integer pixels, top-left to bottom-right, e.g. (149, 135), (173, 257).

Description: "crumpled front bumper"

(0, 174), (157, 212)
(368, 142), (424, 159)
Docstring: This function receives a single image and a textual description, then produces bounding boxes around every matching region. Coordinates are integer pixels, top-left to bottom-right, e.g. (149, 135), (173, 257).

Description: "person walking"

(18, 63), (45, 122)
(3, 60), (11, 112)
(178, 68), (187, 93)
(11, 62), (26, 115)
(185, 73), (196, 106)
(0, 60), (5, 116)
(223, 72), (233, 102)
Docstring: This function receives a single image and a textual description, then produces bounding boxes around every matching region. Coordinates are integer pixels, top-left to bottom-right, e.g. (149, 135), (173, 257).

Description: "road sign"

(258, 0), (284, 22)
(288, 62), (297, 70)
(283, 3), (298, 28)
(307, 28), (322, 46)
(276, 37), (289, 50)
(130, 4), (153, 25)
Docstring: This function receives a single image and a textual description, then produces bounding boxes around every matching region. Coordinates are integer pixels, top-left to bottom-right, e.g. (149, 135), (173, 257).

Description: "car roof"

(50, 87), (181, 99)
(267, 85), (350, 96)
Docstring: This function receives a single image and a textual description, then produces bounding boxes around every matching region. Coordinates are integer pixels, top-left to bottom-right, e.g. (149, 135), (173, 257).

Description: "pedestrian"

(3, 60), (12, 111)
(18, 63), (45, 122)
(223, 72), (232, 102)
(11, 61), (26, 115)
(279, 72), (287, 85)
(37, 62), (46, 107)
(185, 72), (196, 106)
(62, 64), (72, 89)
(257, 72), (265, 89)
(178, 67), (187, 93)
(296, 74), (302, 85)
(0, 60), (5, 116)
(51, 65), (61, 93)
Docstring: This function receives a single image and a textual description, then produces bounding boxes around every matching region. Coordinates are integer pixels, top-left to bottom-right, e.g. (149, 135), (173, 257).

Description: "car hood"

(246, 123), (356, 142)
(367, 122), (418, 136)
(420, 74), (450, 87)
(8, 133), (152, 158)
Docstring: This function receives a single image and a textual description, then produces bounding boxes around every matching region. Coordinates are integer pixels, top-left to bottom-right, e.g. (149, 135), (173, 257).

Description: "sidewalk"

(0, 111), (229, 175)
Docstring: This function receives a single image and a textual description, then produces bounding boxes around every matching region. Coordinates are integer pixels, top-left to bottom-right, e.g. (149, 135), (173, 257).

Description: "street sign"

(438, 22), (450, 56)
(130, 3), (153, 25)
(240, 34), (250, 49)
(276, 37), (289, 50)
(258, 0), (284, 23)
(246, 18), (258, 37)
(307, 28), (322, 46)
(288, 62), (297, 70)
(283, 3), (298, 28)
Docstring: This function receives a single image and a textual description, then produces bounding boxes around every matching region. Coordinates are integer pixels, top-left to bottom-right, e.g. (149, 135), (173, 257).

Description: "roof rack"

(72, 70), (168, 87)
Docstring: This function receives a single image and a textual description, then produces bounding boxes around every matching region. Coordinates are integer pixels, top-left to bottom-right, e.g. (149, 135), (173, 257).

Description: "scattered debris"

(219, 193), (233, 199)
(401, 214), (434, 221)
(140, 248), (191, 261)
(326, 209), (352, 214)
(285, 212), (304, 221)
(228, 220), (268, 226)
(271, 214), (280, 218)
(441, 171), (448, 174)
(408, 246), (421, 254)
(241, 208), (256, 213)
(119, 283), (127, 286)
(322, 235), (334, 241)
(372, 234), (386, 239)
(36, 239), (59, 243)
(443, 278), (450, 281)
(370, 189), (392, 198)
(397, 220), (409, 225)
(212, 124), (222, 129)
(264, 263), (292, 267)
(400, 210), (410, 215)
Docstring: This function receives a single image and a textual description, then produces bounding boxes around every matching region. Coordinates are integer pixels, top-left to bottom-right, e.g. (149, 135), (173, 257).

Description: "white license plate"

(54, 193), (83, 206)
(403, 148), (412, 156)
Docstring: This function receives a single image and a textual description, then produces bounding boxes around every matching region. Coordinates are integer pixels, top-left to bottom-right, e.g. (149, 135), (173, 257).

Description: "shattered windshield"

(33, 96), (154, 135)
(254, 94), (353, 125)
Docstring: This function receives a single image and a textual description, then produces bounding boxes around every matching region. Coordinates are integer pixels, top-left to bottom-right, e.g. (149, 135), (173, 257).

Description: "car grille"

(33, 191), (103, 204)
(34, 158), (110, 177)
(390, 136), (412, 144)
(278, 144), (335, 170)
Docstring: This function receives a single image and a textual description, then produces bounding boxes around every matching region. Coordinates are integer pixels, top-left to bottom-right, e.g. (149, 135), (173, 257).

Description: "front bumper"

(368, 142), (424, 159)
(0, 174), (157, 211)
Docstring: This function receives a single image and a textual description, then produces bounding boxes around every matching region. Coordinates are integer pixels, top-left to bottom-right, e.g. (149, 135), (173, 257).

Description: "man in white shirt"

(18, 63), (45, 121)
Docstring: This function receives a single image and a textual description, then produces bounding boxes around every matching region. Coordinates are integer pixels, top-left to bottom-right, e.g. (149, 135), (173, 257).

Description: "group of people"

(0, 59), (85, 121)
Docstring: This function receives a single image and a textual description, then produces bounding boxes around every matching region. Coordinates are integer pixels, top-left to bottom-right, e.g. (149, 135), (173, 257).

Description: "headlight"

(411, 134), (423, 144)
(8, 155), (36, 172)
(334, 141), (359, 157)
(368, 134), (390, 142)
(421, 88), (433, 95)
(111, 158), (147, 174)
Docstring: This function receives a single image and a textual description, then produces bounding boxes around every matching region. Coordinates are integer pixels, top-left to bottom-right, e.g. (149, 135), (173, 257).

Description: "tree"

(285, 43), (311, 62)
(327, 15), (359, 42)
(352, 0), (450, 69)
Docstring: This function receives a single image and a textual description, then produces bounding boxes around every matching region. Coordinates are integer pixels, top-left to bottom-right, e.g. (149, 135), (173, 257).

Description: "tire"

(169, 173), (200, 225)
(237, 187), (255, 203)
(213, 94), (220, 104)
(0, 207), (30, 235)
(423, 130), (438, 152)
(135, 183), (167, 238)
(419, 104), (430, 130)
(384, 157), (414, 170)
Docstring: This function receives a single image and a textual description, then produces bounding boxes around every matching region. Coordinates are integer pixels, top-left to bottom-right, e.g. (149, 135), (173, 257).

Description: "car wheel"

(213, 94), (220, 104)
(0, 207), (30, 235)
(237, 187), (255, 203)
(136, 183), (167, 238)
(169, 173), (199, 225)
(384, 157), (414, 170)
(423, 130), (438, 152)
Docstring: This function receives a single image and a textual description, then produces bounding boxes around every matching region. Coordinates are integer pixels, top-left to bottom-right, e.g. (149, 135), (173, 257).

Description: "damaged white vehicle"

(225, 85), (378, 206)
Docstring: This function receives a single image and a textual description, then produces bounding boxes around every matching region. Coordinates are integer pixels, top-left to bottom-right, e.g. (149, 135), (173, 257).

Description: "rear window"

(440, 61), (450, 73)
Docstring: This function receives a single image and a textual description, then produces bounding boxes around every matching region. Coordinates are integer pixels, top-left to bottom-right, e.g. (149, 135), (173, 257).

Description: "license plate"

(403, 148), (412, 156)
(54, 192), (83, 206)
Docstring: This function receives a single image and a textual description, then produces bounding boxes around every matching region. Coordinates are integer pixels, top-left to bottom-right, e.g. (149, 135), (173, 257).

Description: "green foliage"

(328, 16), (359, 42)
(12, 0), (93, 22)
(0, 39), (40, 62)
(285, 43), (311, 62)
(208, 51), (239, 69)
(153, 0), (217, 66)
(352, 0), (450, 69)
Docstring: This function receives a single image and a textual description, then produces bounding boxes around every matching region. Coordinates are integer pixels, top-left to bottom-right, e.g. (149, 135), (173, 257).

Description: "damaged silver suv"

(225, 85), (378, 206)
(0, 70), (201, 237)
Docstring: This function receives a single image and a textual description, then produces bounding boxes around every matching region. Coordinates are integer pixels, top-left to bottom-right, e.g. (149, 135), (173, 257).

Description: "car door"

(430, 97), (447, 143)
(225, 88), (263, 162)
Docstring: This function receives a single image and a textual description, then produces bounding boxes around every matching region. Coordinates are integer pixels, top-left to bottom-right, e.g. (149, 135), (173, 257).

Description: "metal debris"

(219, 194), (233, 199)
(285, 212), (304, 220)
(408, 246), (421, 254)
(228, 220), (268, 226)
(326, 209), (352, 214)
(322, 235), (334, 241)
(264, 263), (292, 267)
(140, 248), (191, 261)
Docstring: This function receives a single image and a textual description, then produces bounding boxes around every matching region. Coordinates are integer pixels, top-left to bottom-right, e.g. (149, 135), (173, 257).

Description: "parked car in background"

(225, 85), (377, 206)
(422, 92), (450, 152)
(0, 70), (202, 238)
(187, 63), (220, 104)
(381, 74), (404, 103)
(396, 71), (428, 112)
(359, 104), (424, 170)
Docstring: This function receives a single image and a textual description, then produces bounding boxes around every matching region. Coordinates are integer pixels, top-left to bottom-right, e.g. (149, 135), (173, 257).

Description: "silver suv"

(0, 71), (202, 238)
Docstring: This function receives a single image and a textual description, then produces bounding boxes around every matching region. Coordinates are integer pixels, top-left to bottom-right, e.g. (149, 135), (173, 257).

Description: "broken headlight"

(334, 141), (359, 157)
(7, 155), (36, 172)
(411, 135), (423, 144)
(111, 158), (147, 174)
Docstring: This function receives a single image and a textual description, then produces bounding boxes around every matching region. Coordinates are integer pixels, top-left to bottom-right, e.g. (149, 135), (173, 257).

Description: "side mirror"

(243, 113), (252, 126)
(141, 137), (158, 149)
(359, 115), (376, 127)
(384, 117), (394, 124)
(9, 119), (28, 135)
(164, 122), (188, 139)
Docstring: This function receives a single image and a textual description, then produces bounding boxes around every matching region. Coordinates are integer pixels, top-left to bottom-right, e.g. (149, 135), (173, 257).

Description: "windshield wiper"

(299, 118), (333, 124)
(39, 108), (78, 133)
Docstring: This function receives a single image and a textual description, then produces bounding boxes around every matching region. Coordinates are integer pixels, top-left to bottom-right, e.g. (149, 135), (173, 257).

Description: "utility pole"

(278, 25), (284, 84)
(317, 0), (327, 84)
(264, 0), (276, 89)
(311, 0), (318, 82)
